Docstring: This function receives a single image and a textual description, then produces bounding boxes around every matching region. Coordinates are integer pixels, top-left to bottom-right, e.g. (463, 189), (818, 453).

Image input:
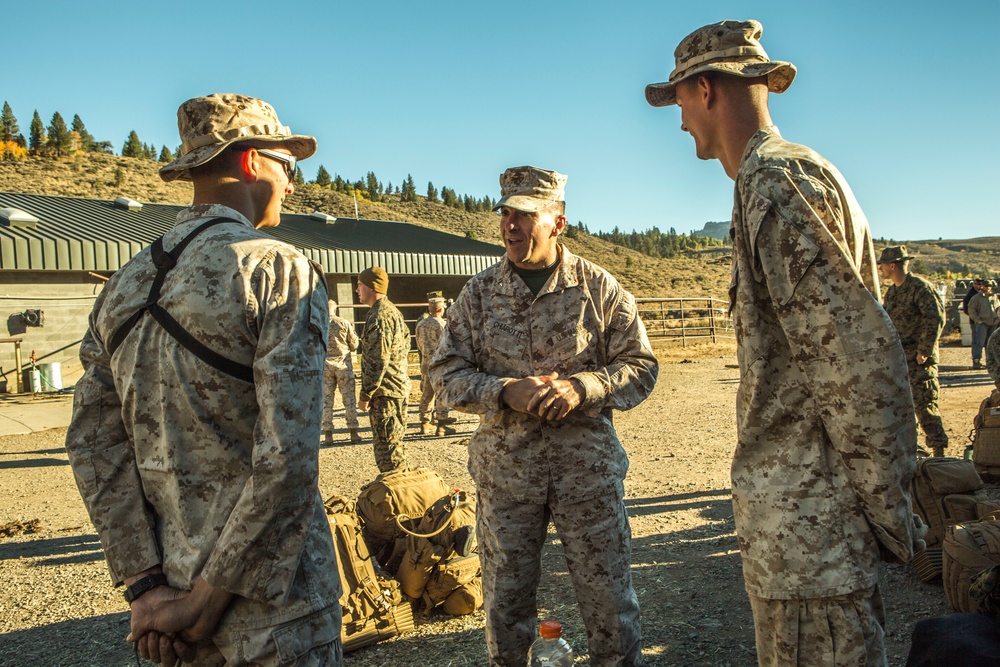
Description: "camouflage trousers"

(477, 482), (642, 667)
(186, 605), (343, 666)
(750, 585), (886, 667)
(368, 395), (407, 472)
(323, 364), (358, 431)
(909, 365), (948, 451)
(418, 362), (450, 424)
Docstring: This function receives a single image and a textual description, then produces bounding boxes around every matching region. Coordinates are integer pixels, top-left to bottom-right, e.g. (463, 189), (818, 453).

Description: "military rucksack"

(972, 391), (1000, 480)
(394, 490), (482, 616)
(909, 458), (1000, 582)
(356, 467), (451, 567)
(943, 520), (1000, 613)
(324, 496), (415, 652)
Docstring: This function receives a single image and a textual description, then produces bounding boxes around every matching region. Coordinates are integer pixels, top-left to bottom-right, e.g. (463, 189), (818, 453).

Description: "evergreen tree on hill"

(71, 114), (94, 152)
(426, 182), (438, 203)
(121, 130), (143, 158)
(293, 166), (304, 186)
(1, 102), (20, 143)
(46, 112), (71, 156)
(400, 174), (417, 202)
(158, 146), (174, 163)
(315, 165), (331, 187)
(366, 172), (381, 202)
(29, 111), (45, 154)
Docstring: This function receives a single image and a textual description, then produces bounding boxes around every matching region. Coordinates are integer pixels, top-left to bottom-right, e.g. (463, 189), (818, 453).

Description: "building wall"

(0, 271), (106, 391)
(1, 270), (488, 393)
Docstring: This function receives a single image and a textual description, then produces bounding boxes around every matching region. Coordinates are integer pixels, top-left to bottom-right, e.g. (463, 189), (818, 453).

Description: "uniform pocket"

(272, 607), (340, 663)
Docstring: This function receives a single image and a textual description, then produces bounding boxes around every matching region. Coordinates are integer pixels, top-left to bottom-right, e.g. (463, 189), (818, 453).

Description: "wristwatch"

(123, 573), (169, 604)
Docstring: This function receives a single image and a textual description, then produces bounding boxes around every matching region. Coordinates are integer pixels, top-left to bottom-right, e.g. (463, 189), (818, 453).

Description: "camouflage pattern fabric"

(883, 274), (948, 450)
(324, 314), (359, 431)
(478, 483), (641, 666)
(749, 586), (887, 667)
(415, 314), (449, 423)
(359, 298), (411, 402)
(323, 366), (359, 431)
(970, 564), (1000, 618)
(188, 607), (343, 666)
(987, 329), (1000, 390)
(430, 246), (657, 666)
(368, 395), (407, 472)
(729, 127), (919, 604)
(64, 204), (342, 648)
(326, 314), (358, 371)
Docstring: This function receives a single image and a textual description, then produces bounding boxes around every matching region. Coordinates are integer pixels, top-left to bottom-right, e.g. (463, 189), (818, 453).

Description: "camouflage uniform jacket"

(326, 314), (359, 371)
(730, 128), (917, 600)
(883, 274), (945, 368)
(65, 204), (341, 629)
(359, 297), (411, 402)
(969, 292), (1000, 326)
(415, 314), (446, 366)
(430, 246), (658, 504)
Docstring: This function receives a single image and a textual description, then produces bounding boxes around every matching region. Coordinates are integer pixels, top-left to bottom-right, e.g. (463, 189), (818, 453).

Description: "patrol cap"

(159, 93), (317, 183)
(645, 19), (796, 107)
(427, 290), (446, 306)
(876, 245), (915, 264)
(359, 266), (389, 294)
(492, 166), (567, 214)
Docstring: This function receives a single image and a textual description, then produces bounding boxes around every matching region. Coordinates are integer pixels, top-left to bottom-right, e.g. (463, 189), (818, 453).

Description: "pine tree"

(1, 102), (19, 143)
(158, 145), (174, 162)
(121, 130), (143, 158)
(426, 182), (438, 203)
(315, 165), (331, 186)
(366, 172), (381, 201)
(401, 174), (417, 202)
(29, 111), (45, 154)
(293, 166), (304, 186)
(70, 114), (94, 151)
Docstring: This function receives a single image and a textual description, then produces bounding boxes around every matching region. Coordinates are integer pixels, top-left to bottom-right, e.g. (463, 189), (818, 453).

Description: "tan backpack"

(394, 490), (483, 616)
(324, 496), (415, 652)
(942, 520), (1000, 613)
(356, 467), (451, 566)
(909, 458), (1000, 582)
(972, 391), (1000, 478)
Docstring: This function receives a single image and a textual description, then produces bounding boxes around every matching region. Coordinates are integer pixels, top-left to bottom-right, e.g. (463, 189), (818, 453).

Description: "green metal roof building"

(0, 192), (504, 390)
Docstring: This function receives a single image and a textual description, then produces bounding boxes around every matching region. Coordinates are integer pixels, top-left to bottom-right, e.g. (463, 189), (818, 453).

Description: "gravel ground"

(0, 340), (990, 666)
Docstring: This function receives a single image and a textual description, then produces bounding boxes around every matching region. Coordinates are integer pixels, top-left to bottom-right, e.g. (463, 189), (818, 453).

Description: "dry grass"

(4, 153), (999, 297)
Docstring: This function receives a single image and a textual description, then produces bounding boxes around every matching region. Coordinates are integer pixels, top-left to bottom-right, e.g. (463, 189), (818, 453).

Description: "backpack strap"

(107, 218), (254, 383)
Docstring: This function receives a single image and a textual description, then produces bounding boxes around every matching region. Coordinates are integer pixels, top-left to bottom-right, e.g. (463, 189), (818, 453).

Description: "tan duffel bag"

(942, 519), (1000, 613)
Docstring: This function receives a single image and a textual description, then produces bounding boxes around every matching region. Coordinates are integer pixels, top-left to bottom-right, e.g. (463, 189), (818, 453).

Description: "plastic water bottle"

(527, 620), (574, 666)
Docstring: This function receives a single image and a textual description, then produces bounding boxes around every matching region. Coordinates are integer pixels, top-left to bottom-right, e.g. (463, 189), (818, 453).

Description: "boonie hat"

(159, 93), (317, 182)
(492, 166), (567, 214)
(876, 245), (915, 264)
(645, 19), (796, 107)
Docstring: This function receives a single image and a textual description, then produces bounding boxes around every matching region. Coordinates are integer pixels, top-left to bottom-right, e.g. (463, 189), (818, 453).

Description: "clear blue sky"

(3, 0), (997, 241)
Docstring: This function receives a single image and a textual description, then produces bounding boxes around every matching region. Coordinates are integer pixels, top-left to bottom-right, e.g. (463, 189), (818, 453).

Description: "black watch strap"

(123, 573), (168, 604)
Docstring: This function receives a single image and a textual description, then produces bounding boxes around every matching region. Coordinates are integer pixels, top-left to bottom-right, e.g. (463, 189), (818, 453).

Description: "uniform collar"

(496, 244), (582, 296)
(176, 203), (254, 229)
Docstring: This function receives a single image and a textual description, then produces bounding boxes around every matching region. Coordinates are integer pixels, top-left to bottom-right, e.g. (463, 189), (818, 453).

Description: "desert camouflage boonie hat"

(876, 245), (915, 264)
(492, 166), (567, 214)
(645, 19), (796, 107)
(159, 93), (317, 182)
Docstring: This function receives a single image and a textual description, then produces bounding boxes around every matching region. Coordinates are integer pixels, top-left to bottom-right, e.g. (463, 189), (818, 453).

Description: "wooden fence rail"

(636, 297), (733, 347)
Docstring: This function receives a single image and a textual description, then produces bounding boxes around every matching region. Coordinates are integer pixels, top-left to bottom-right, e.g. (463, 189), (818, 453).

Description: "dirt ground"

(0, 339), (991, 667)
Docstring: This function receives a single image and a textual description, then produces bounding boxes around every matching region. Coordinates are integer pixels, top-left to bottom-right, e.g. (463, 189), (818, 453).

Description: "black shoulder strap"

(107, 218), (254, 383)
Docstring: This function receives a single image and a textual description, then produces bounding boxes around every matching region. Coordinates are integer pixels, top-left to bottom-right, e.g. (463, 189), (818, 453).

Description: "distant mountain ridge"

(692, 221), (730, 240)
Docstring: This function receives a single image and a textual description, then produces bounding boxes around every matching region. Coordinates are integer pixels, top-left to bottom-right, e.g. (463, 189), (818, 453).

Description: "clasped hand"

(126, 578), (232, 665)
(502, 372), (584, 421)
